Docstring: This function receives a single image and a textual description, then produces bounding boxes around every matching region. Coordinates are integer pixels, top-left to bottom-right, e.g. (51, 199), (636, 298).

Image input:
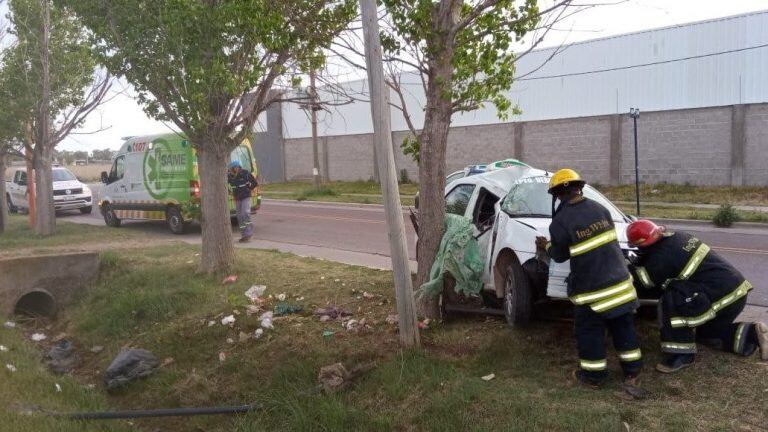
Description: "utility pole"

(629, 108), (641, 216)
(360, 0), (419, 347)
(309, 70), (322, 189)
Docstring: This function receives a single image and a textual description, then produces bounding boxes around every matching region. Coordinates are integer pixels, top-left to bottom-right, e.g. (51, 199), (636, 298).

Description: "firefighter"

(626, 219), (768, 372)
(227, 160), (258, 243)
(535, 169), (642, 387)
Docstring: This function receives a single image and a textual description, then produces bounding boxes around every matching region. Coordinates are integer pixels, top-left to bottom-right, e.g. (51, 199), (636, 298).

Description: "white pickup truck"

(5, 166), (94, 214)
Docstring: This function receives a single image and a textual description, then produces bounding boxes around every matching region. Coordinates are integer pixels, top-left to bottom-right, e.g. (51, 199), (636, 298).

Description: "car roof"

(447, 165), (550, 197)
(13, 166), (69, 172)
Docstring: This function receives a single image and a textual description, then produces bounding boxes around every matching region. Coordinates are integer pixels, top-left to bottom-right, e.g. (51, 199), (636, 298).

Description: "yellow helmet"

(548, 168), (585, 193)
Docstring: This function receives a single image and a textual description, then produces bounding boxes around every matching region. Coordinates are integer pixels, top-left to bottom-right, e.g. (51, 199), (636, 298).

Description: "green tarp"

(419, 214), (484, 299)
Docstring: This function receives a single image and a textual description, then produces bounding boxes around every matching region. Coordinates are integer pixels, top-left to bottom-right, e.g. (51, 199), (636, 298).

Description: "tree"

(61, 0), (356, 273)
(357, 0), (576, 317)
(5, 0), (111, 235)
(91, 148), (114, 162)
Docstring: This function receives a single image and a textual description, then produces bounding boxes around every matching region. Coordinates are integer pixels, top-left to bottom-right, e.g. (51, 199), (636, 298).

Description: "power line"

(518, 42), (768, 81)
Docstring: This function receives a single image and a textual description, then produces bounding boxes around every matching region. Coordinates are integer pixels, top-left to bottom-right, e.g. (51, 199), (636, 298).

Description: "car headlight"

(82, 185), (91, 194)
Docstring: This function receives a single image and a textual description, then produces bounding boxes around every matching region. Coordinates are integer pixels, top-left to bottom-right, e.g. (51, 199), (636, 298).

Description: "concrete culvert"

(14, 291), (57, 318)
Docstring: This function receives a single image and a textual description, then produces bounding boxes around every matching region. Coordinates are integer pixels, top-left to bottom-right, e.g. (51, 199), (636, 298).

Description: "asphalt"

(62, 184), (768, 308)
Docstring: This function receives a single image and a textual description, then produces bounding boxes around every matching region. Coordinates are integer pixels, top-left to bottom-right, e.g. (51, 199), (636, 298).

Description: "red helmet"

(626, 219), (664, 247)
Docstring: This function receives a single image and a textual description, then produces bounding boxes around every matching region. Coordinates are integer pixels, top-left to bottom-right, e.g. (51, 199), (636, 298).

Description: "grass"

(261, 181), (418, 206)
(0, 215), (151, 258)
(2, 244), (765, 431)
(616, 204), (768, 224)
(597, 183), (768, 207)
(67, 164), (112, 183)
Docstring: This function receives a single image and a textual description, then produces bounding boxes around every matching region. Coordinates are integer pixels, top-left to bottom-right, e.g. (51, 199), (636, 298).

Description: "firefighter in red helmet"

(627, 219), (768, 372)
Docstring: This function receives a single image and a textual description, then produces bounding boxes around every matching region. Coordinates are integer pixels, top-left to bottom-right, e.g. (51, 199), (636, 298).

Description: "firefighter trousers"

(659, 296), (756, 355)
(575, 306), (642, 380)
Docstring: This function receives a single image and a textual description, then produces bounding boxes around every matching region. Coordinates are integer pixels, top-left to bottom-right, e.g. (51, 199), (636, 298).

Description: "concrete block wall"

(282, 103), (768, 186)
(745, 104), (768, 186)
(620, 107), (733, 186)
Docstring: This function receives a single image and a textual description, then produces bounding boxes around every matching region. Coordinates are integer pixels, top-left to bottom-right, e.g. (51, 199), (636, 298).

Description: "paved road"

(64, 184), (768, 307)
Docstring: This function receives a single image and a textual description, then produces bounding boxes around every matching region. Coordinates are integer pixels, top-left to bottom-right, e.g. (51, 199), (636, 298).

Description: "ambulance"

(99, 133), (261, 234)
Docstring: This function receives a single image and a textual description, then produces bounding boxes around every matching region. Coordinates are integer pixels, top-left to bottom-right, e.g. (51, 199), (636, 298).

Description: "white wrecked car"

(423, 164), (653, 326)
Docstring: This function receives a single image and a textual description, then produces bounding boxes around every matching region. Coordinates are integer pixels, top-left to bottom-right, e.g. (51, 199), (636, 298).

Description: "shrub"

(712, 204), (739, 227)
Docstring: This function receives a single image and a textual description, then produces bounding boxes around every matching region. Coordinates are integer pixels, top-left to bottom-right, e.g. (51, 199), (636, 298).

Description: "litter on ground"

(218, 352), (227, 362)
(55, 383), (62, 392)
(0, 345), (8, 352)
(31, 333), (47, 342)
(274, 303), (303, 316)
(103, 349), (159, 390)
(245, 305), (261, 316)
(47, 340), (80, 375)
(314, 306), (352, 320)
(276, 293), (287, 301)
(322, 330), (335, 338)
(481, 373), (496, 381)
(254, 328), (264, 339)
(90, 345), (104, 353)
(385, 314), (398, 325)
(222, 275), (238, 284)
(259, 311), (274, 329)
(245, 285), (267, 302)
(4, 321), (16, 329)
(362, 291), (375, 299)
(318, 363), (349, 393)
(221, 315), (236, 326)
(6, 364), (16, 372)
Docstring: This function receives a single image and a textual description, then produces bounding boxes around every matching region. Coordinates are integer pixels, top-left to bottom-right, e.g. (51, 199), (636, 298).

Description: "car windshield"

(500, 176), (627, 222)
(52, 169), (77, 182)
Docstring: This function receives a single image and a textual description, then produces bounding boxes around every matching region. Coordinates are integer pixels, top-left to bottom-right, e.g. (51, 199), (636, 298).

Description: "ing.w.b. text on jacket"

(228, 169), (258, 201)
(547, 196), (637, 318)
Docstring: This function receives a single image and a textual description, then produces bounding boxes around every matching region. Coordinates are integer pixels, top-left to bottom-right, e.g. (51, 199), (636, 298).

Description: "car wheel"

(103, 203), (121, 228)
(504, 260), (533, 327)
(6, 194), (17, 213)
(80, 206), (92, 215)
(166, 207), (186, 235)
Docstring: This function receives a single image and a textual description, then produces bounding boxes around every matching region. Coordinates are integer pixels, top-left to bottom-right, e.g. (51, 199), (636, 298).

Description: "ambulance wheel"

(504, 260), (532, 327)
(166, 207), (186, 235)
(103, 204), (121, 228)
(80, 206), (92, 214)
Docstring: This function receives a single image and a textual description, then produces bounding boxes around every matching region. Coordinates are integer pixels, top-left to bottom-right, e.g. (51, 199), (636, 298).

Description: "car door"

(105, 155), (128, 204)
(470, 188), (501, 286)
(12, 170), (28, 207)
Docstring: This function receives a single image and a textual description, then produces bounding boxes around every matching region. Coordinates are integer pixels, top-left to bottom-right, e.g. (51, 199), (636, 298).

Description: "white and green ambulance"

(99, 133), (261, 234)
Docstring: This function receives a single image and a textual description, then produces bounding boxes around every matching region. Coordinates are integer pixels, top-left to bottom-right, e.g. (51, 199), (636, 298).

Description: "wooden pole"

(359, 0), (420, 347)
(310, 70), (322, 189)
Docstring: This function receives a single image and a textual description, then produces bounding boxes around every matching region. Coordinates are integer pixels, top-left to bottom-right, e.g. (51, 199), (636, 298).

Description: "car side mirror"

(100, 171), (109, 184)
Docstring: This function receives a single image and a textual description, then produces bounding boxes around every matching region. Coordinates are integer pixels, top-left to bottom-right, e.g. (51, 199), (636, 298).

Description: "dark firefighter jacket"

(228, 169), (258, 201)
(633, 231), (752, 328)
(547, 196), (638, 318)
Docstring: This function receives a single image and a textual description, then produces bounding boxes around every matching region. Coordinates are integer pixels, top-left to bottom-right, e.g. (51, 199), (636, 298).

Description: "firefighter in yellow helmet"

(535, 169), (642, 387)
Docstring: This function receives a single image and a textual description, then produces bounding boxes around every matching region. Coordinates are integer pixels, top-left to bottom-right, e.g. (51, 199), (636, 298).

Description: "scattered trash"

(4, 321), (16, 329)
(207, 320), (216, 327)
(0, 345), (8, 352)
(320, 276), (325, 280)
(90, 345), (104, 354)
(218, 352), (227, 362)
(52, 333), (68, 342)
(6, 364), (16, 372)
(318, 363), (350, 394)
(385, 314), (398, 325)
(245, 285), (267, 302)
(245, 305), (261, 316)
(222, 275), (238, 285)
(314, 306), (352, 320)
(319, 315), (331, 322)
(161, 357), (174, 367)
(226, 338), (235, 344)
(296, 297), (305, 301)
(232, 309), (240, 316)
(254, 328), (264, 339)
(276, 293), (287, 301)
(47, 340), (80, 375)
(221, 315), (236, 326)
(238, 332), (250, 343)
(334, 279), (340, 283)
(186, 260), (193, 264)
(417, 319), (431, 330)
(345, 319), (360, 331)
(31, 333), (47, 342)
(623, 421), (631, 432)
(322, 330), (335, 338)
(481, 373), (495, 381)
(274, 303), (303, 316)
(55, 383), (62, 393)
(103, 349), (159, 390)
(259, 311), (274, 329)
(362, 291), (375, 299)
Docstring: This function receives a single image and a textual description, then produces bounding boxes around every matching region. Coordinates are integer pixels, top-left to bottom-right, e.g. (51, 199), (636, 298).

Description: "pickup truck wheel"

(504, 261), (533, 327)
(166, 207), (186, 235)
(6, 194), (17, 213)
(103, 204), (121, 228)
(80, 206), (92, 214)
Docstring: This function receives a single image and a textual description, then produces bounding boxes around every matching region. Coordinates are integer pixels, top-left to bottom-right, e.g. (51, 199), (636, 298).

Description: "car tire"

(166, 207), (186, 235)
(103, 203), (121, 228)
(504, 260), (533, 327)
(80, 206), (92, 215)
(6, 194), (17, 213)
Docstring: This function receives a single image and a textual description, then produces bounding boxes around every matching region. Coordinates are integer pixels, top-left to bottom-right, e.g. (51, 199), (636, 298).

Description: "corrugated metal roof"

(283, 10), (768, 139)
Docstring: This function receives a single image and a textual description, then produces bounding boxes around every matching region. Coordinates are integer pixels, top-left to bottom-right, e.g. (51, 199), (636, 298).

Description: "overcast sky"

(32, 0), (768, 151)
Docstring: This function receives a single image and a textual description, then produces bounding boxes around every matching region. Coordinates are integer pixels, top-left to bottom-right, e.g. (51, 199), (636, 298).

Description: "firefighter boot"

(655, 354), (695, 374)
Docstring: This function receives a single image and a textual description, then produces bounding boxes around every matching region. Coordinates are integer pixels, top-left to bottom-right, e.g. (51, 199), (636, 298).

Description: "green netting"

(419, 214), (484, 299)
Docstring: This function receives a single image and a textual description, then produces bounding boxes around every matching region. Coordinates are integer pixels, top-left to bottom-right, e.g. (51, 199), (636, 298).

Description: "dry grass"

(67, 164), (111, 182)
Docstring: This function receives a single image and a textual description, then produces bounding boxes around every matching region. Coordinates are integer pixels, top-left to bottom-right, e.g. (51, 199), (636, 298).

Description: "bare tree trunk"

(197, 144), (236, 273)
(415, 0), (457, 318)
(0, 153), (7, 234)
(33, 146), (55, 235)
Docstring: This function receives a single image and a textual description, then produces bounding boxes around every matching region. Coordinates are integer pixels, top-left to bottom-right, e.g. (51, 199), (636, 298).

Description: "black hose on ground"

(54, 404), (258, 420)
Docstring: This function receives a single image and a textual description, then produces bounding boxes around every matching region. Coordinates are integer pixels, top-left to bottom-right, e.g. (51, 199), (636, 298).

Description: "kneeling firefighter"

(627, 219), (768, 372)
(535, 169), (642, 387)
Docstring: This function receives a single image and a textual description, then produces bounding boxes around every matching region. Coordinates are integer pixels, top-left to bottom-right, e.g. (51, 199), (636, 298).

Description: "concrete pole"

(360, 0), (419, 347)
(310, 70), (322, 190)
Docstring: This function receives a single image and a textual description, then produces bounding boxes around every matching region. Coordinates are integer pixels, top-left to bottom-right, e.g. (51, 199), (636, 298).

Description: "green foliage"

(713, 204), (739, 227)
(59, 0), (356, 151)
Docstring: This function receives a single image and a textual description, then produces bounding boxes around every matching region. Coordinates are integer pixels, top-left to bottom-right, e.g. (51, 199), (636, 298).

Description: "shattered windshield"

(52, 169), (77, 182)
(500, 176), (627, 222)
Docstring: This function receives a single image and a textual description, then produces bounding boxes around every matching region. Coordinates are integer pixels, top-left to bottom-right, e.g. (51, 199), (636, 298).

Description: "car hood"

(53, 180), (85, 190)
(511, 217), (631, 247)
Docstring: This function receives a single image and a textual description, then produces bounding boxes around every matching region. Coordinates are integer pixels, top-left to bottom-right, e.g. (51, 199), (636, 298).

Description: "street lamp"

(629, 108), (641, 216)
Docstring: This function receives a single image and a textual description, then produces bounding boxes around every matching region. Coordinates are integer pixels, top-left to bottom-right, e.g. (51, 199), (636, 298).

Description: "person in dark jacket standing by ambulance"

(626, 219), (768, 372)
(227, 160), (258, 243)
(535, 169), (642, 388)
